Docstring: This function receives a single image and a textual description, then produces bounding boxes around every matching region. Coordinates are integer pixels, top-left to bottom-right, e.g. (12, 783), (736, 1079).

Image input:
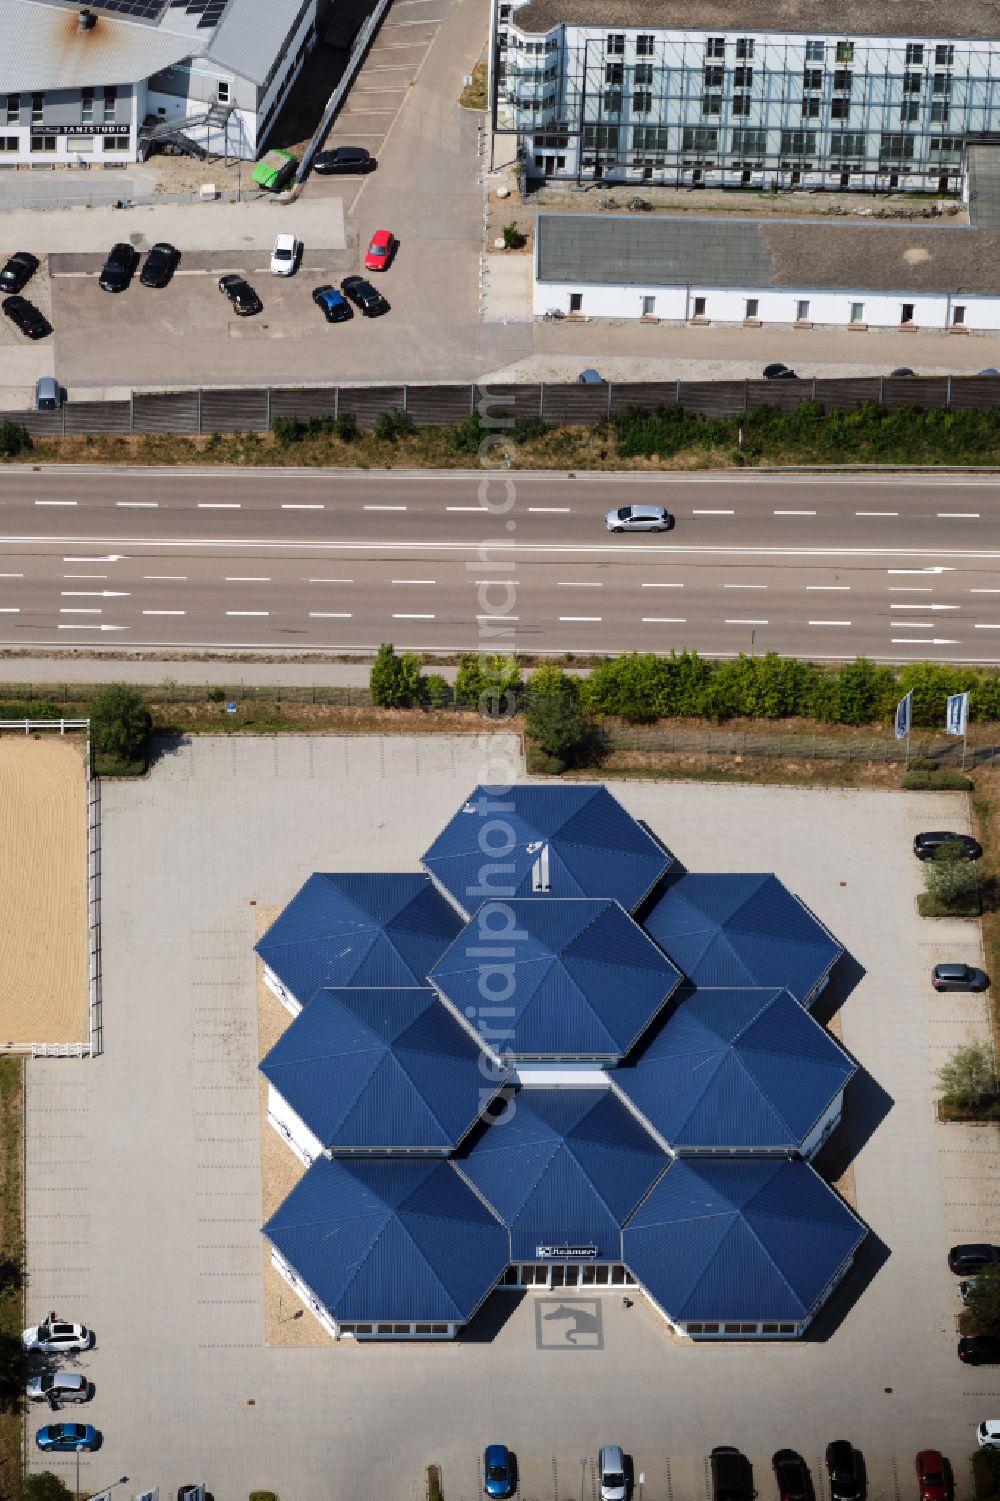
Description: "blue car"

(484, 1444), (514, 1498)
(36, 1423), (99, 1452)
(312, 284), (352, 324)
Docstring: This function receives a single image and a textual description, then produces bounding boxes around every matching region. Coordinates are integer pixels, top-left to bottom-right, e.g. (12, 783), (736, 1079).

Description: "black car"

(949, 1244), (1000, 1274)
(140, 242), (180, 288)
(341, 274), (389, 317)
(914, 831), (982, 861)
(99, 242), (138, 293)
(932, 963), (990, 992)
(825, 1443), (862, 1501)
(763, 362), (796, 379)
(0, 251), (39, 294)
(711, 1448), (754, 1501)
(959, 1335), (1000, 1364)
(218, 274), (262, 317)
(890, 367), (916, 377)
(772, 1451), (810, 1501)
(313, 146), (375, 174)
(2, 295), (49, 340)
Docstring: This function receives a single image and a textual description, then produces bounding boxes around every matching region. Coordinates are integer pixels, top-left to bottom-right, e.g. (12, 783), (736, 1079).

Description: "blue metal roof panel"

(260, 987), (506, 1150)
(623, 1159), (865, 1322)
(644, 874), (842, 1003)
(256, 873), (462, 1001)
(263, 1158), (508, 1322)
(616, 987), (855, 1150)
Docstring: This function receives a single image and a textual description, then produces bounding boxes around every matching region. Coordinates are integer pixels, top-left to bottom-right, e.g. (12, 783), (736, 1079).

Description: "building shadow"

(459, 1289), (525, 1343)
(811, 1067), (894, 1181)
(810, 951), (867, 1028)
(801, 1229), (891, 1341)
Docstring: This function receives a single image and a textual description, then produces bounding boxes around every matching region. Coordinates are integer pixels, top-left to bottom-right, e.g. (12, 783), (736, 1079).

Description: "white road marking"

(364, 504), (407, 511)
(446, 506), (488, 512)
(117, 501), (158, 508)
(0, 573), (23, 578)
(36, 501), (76, 507)
(226, 610), (270, 616)
(309, 578), (355, 584)
(892, 620), (934, 627)
(0, 607), (18, 613)
(281, 504), (324, 510)
(57, 623), (129, 631)
(806, 585), (850, 590)
(472, 580), (517, 586)
(891, 637), (960, 644)
(642, 617), (686, 623)
(723, 583), (767, 589)
(890, 603), (959, 610)
(59, 608), (101, 614)
(938, 512), (980, 519)
(725, 618), (768, 625)
(528, 507), (571, 513)
(971, 588), (1000, 593)
(974, 623), (1000, 629)
(774, 510), (816, 516)
(199, 503), (241, 509)
(63, 574), (107, 580)
(557, 581), (602, 587)
(476, 614), (519, 621)
(144, 574), (187, 580)
(808, 619), (852, 626)
(641, 582), (684, 588)
(857, 511), (898, 517)
(559, 616), (601, 622)
(60, 590), (130, 598)
(225, 576), (271, 582)
(888, 566), (956, 574)
(888, 586), (932, 592)
(143, 610), (186, 616)
(63, 554), (127, 562)
(692, 509), (735, 515)
(309, 612), (353, 618)
(391, 579), (436, 585)
(392, 613), (435, 619)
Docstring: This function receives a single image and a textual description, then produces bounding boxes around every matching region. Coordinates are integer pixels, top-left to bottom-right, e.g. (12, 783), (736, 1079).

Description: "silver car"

(599, 1445), (628, 1501)
(26, 1372), (92, 1404)
(605, 503), (673, 533)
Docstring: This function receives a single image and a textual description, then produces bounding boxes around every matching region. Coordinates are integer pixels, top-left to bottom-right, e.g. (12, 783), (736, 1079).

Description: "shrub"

(25, 1475), (72, 1501)
(372, 410), (415, 442)
(938, 1041), (997, 1106)
(451, 412), (485, 454)
(902, 771), (973, 791)
(334, 411), (358, 442)
(454, 654), (521, 715)
(423, 674), (452, 708)
(249, 1492), (278, 1501)
(512, 416), (549, 443)
(966, 1267), (1000, 1335)
(369, 643), (423, 707)
(526, 680), (588, 764)
(0, 420), (31, 458)
(207, 687), (227, 704)
(88, 683), (151, 765)
(923, 839), (981, 912)
(502, 221), (526, 249)
(272, 416), (305, 446)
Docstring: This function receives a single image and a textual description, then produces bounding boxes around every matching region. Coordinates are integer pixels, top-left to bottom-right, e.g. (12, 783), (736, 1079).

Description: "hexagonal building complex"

(259, 784), (866, 1342)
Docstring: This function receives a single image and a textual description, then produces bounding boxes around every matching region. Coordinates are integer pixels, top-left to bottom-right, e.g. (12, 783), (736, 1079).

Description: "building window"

(796, 299), (810, 320)
(704, 66), (724, 88)
(583, 124), (619, 148)
(633, 125), (669, 150)
(31, 93), (43, 123)
(5, 94), (18, 125)
(850, 301), (865, 322)
(900, 100), (920, 122)
(606, 33), (624, 53)
(636, 33), (654, 54)
(683, 126), (717, 153)
(605, 61), (622, 84)
(836, 40), (854, 62)
(103, 85), (117, 122)
(833, 69), (853, 92)
(931, 101), (950, 123)
(688, 1323), (704, 1334)
(705, 37), (725, 58)
(724, 1323), (741, 1334)
(802, 68), (822, 90)
(781, 129), (816, 156)
(693, 296), (707, 317)
(702, 93), (722, 115)
(880, 133), (915, 160)
(805, 40), (824, 60)
(569, 291), (583, 312)
(935, 44), (955, 65)
(642, 294), (656, 315)
(736, 37), (754, 58)
(731, 127), (766, 157)
(933, 72), (952, 94)
(801, 96), (820, 118)
(733, 65), (752, 87)
(778, 1324), (795, 1333)
(217, 80), (230, 102)
(102, 135), (129, 151)
(905, 42), (924, 65)
(632, 90), (652, 112)
(930, 135), (962, 160)
(830, 131), (865, 157)
(903, 71), (922, 93)
(603, 90), (622, 112)
(634, 62), (653, 84)
(831, 97), (850, 119)
(30, 133), (56, 151)
(82, 86), (94, 124)
(953, 304), (966, 325)
(731, 93), (751, 115)
(72, 134), (94, 152)
(0, 136), (17, 152)
(745, 297), (759, 318)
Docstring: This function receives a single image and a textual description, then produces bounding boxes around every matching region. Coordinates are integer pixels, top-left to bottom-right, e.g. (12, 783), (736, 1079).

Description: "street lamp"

(79, 1470), (128, 1501)
(639, 1472), (646, 1501)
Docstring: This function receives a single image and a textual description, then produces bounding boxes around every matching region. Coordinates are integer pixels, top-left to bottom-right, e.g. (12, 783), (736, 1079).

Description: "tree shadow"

(148, 734), (192, 765)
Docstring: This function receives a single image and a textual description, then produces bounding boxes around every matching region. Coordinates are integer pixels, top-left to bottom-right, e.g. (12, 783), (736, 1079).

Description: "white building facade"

(495, 0), (1000, 193)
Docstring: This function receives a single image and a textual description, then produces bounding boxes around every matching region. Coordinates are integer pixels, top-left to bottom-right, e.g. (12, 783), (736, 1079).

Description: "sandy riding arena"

(0, 737), (89, 1047)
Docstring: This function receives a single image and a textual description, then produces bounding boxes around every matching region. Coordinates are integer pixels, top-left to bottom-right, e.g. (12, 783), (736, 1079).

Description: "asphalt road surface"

(3, 467), (1000, 660)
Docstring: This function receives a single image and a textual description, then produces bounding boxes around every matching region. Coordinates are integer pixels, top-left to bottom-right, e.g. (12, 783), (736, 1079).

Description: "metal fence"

(8, 374), (1000, 438)
(601, 724), (1000, 764)
(0, 682), (373, 707)
(0, 717), (90, 732)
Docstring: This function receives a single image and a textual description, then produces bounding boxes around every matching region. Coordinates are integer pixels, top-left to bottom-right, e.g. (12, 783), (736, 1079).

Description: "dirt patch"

(0, 737), (88, 1048)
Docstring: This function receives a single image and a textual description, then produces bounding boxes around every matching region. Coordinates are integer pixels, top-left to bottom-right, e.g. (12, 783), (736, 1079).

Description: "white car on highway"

(270, 234), (301, 276)
(23, 1320), (94, 1353)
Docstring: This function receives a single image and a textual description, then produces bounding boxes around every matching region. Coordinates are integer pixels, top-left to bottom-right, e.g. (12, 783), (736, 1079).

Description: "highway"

(2, 466), (1000, 659)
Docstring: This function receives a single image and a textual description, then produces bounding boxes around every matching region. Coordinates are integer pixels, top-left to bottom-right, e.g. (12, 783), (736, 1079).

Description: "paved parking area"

(22, 748), (1000, 1501)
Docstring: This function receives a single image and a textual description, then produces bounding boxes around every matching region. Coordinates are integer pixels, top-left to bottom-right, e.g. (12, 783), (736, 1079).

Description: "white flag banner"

(945, 691), (970, 736)
(89, 1491), (112, 1501)
(894, 691), (912, 741)
(134, 1488), (159, 1501)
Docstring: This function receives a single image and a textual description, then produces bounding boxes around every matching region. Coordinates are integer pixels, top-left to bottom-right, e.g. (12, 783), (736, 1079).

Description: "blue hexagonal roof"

(260, 987), (509, 1153)
(643, 874), (842, 1005)
(431, 898), (682, 1061)
(263, 1158), (508, 1324)
(458, 1088), (667, 1261)
(422, 785), (673, 916)
(623, 1158), (866, 1324)
(614, 987), (856, 1153)
(256, 873), (462, 1005)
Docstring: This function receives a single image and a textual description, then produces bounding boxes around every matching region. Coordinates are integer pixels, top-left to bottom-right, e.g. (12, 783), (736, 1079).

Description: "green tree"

(966, 1266), (1000, 1335)
(423, 674), (451, 708)
(937, 1040), (996, 1105)
(88, 683), (151, 765)
(526, 670), (588, 766)
(369, 644), (424, 707)
(0, 420), (31, 458)
(454, 654), (520, 716)
(24, 1474), (72, 1501)
(923, 840), (980, 913)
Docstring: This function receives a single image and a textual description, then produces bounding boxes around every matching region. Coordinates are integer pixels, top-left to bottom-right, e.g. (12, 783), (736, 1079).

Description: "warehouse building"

(533, 211), (1000, 330)
(0, 0), (321, 167)
(258, 783), (866, 1343)
(493, 0), (1000, 192)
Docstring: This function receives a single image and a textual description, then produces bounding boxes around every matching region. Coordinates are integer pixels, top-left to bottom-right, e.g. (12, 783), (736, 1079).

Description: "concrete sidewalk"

(0, 196), (346, 255)
(0, 654), (386, 689)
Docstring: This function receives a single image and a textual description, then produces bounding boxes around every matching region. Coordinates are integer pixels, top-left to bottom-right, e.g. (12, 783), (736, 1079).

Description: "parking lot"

(21, 740), (1000, 1501)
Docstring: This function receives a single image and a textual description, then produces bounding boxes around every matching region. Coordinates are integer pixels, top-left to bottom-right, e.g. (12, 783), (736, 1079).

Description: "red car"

(915, 1451), (947, 1501)
(364, 228), (394, 272)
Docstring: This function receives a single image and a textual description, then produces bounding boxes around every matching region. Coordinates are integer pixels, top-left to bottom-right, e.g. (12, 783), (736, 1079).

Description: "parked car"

(773, 1450), (810, 1501)
(364, 228), (395, 272)
(763, 362), (796, 379)
(34, 376), (61, 412)
(578, 368), (606, 384)
(341, 275), (389, 317)
(914, 832), (982, 861)
(599, 1445), (628, 1501)
(890, 367), (916, 377)
(978, 1422), (1000, 1449)
(979, 369), (1000, 377)
(2, 296), (49, 340)
(949, 1245), (1000, 1274)
(914, 1451), (947, 1501)
(270, 233), (301, 277)
(99, 242), (138, 293)
(23, 1320), (94, 1353)
(825, 1442), (862, 1501)
(960, 1336), (1000, 1364)
(484, 1444), (514, 1499)
(0, 251), (39, 294)
(711, 1447), (754, 1501)
(932, 963), (989, 992)
(605, 504), (674, 533)
(140, 242), (180, 288)
(35, 1423), (99, 1453)
(26, 1373), (92, 1405)
(218, 274), (262, 316)
(312, 146), (375, 174)
(312, 285), (352, 323)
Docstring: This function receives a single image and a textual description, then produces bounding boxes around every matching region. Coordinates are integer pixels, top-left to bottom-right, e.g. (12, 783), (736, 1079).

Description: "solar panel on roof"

(71, 0), (169, 17)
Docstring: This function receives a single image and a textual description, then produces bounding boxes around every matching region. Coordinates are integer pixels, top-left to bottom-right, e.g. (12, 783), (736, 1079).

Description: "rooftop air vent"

(78, 8), (96, 30)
